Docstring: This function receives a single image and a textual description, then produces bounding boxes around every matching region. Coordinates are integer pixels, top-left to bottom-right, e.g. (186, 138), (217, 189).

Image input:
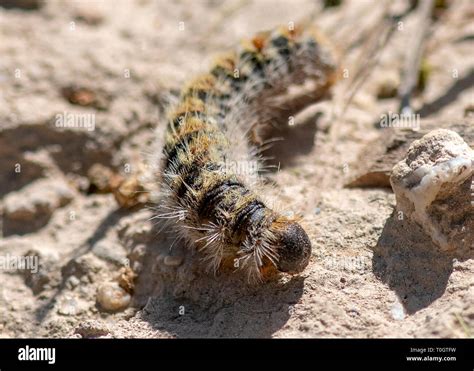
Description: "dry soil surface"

(0, 0), (473, 338)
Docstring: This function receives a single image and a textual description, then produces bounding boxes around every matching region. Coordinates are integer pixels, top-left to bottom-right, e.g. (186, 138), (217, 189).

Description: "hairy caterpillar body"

(152, 25), (338, 281)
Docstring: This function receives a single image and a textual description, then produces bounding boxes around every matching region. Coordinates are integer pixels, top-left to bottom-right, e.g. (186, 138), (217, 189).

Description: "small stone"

(163, 255), (183, 267)
(58, 297), (83, 316)
(67, 174), (90, 193)
(22, 248), (59, 294)
(390, 300), (405, 321)
(348, 307), (360, 317)
(61, 85), (109, 109)
(113, 174), (148, 208)
(66, 276), (80, 289)
(87, 164), (120, 194)
(97, 282), (131, 312)
(74, 320), (110, 338)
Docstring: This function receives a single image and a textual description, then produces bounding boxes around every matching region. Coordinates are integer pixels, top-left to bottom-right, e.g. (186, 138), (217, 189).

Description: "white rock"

(390, 129), (474, 251)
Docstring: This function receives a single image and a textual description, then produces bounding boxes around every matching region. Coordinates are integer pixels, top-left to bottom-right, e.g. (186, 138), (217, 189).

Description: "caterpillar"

(151, 24), (338, 282)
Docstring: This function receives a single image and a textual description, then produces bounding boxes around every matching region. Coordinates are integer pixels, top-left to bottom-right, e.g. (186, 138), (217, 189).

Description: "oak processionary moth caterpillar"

(151, 24), (338, 282)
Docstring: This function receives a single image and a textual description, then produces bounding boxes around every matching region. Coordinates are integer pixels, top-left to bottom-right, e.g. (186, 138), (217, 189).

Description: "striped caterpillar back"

(153, 24), (338, 281)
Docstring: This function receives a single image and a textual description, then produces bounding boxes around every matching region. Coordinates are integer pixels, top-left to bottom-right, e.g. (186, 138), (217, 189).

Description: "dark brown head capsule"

(273, 221), (312, 273)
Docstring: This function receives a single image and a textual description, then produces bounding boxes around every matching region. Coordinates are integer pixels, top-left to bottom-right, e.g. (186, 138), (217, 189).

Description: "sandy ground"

(0, 0), (473, 338)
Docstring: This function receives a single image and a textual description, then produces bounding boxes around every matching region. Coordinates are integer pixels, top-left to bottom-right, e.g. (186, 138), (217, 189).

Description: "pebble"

(390, 300), (406, 321)
(21, 248), (57, 294)
(74, 320), (110, 338)
(66, 276), (80, 289)
(163, 255), (183, 267)
(86, 164), (116, 193)
(58, 298), (81, 316)
(96, 282), (131, 312)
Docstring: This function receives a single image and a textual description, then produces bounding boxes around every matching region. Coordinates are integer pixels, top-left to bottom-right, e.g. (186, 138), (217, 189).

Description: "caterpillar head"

(271, 219), (312, 274)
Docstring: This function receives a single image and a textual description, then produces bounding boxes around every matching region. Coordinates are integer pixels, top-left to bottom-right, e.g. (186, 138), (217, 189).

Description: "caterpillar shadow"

(261, 113), (322, 169)
(132, 235), (305, 338)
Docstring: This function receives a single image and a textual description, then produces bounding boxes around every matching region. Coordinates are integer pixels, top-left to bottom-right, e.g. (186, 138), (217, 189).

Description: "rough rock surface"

(390, 129), (473, 253)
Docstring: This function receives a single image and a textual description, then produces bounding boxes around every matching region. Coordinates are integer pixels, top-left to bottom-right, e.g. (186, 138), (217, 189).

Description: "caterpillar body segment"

(153, 25), (338, 281)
